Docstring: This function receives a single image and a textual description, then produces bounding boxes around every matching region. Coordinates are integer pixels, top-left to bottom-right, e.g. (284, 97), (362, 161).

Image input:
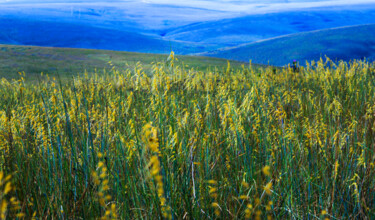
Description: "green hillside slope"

(0, 44), (250, 80)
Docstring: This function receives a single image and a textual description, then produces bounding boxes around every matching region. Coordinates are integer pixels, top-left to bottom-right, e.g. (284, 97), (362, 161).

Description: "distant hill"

(200, 24), (375, 66)
(0, 17), (215, 55)
(164, 8), (375, 48)
(0, 44), (250, 80)
(2, 4), (375, 55)
(2, 4), (375, 66)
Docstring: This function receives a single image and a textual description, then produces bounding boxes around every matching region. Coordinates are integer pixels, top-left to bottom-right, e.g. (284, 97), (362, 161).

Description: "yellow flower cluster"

(92, 153), (118, 220)
(207, 180), (220, 217)
(0, 172), (24, 219)
(143, 123), (172, 219)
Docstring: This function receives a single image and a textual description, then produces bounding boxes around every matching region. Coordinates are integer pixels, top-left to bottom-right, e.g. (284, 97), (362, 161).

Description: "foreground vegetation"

(0, 54), (374, 219)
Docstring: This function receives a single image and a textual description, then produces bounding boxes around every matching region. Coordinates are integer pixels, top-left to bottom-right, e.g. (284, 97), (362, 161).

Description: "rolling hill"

(0, 17), (217, 55)
(0, 44), (250, 80)
(163, 7), (375, 47)
(1, 3), (375, 57)
(0, 2), (225, 54)
(200, 24), (375, 66)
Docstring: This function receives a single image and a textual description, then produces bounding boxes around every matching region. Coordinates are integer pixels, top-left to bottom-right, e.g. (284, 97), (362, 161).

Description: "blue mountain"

(200, 24), (375, 66)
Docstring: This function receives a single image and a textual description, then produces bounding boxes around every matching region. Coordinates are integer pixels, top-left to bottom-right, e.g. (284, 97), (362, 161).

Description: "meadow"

(0, 45), (250, 80)
(0, 54), (374, 219)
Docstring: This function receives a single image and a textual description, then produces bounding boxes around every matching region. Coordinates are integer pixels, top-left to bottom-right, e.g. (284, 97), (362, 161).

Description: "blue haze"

(1, 1), (375, 64)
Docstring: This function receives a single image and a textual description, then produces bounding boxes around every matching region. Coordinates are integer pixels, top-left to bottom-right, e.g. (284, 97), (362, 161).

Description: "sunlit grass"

(0, 54), (374, 219)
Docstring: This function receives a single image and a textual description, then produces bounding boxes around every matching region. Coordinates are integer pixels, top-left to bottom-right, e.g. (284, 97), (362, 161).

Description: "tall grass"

(0, 55), (374, 219)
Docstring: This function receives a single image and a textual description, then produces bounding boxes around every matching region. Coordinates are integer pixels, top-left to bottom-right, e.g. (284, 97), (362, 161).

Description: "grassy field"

(0, 53), (374, 219)
(0, 44), (250, 80)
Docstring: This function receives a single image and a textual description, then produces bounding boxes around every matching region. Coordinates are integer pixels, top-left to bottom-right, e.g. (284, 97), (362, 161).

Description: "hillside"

(201, 24), (375, 66)
(162, 7), (375, 47)
(2, 4), (375, 56)
(0, 3), (223, 54)
(0, 44), (250, 79)
(0, 17), (217, 56)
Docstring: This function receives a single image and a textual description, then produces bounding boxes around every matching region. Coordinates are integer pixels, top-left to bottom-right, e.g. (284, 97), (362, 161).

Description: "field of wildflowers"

(0, 54), (374, 219)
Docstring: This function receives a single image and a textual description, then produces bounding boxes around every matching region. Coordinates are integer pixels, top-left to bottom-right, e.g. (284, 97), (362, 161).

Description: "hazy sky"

(1, 0), (375, 16)
(0, 0), (375, 10)
(140, 0), (375, 12)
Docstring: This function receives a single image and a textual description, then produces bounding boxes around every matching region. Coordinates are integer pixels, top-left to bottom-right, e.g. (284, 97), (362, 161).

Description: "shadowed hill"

(0, 17), (216, 55)
(200, 24), (375, 66)
(164, 8), (375, 47)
